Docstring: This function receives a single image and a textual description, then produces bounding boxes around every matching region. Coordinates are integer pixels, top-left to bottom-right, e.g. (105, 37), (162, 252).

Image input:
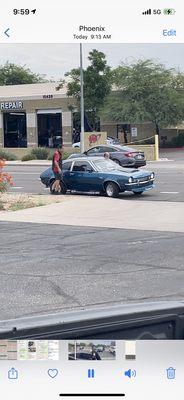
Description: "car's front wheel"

(50, 179), (67, 194)
(105, 182), (119, 198)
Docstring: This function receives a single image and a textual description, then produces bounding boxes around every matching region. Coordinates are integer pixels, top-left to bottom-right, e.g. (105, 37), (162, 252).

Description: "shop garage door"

(37, 109), (62, 147)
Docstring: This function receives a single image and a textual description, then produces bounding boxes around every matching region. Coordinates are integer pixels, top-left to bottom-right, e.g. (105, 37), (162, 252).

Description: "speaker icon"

(124, 369), (136, 378)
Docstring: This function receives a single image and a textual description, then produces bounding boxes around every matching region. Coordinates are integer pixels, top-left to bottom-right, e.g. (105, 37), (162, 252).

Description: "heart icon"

(47, 369), (58, 378)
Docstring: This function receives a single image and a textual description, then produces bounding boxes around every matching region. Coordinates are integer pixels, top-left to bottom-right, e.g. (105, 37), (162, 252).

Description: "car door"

(68, 160), (102, 192)
(104, 146), (128, 165)
(61, 161), (73, 188)
(87, 146), (117, 158)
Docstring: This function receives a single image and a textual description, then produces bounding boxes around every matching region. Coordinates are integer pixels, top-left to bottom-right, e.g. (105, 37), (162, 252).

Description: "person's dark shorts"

(53, 171), (62, 180)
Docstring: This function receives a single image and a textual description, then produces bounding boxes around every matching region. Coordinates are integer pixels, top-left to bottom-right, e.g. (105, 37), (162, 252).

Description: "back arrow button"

(4, 28), (10, 37)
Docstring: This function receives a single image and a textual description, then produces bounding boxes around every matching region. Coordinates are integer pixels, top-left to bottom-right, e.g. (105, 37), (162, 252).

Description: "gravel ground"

(0, 192), (67, 211)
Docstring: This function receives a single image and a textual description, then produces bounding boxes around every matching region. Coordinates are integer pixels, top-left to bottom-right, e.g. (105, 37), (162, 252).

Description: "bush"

(21, 153), (37, 162)
(0, 150), (17, 161)
(30, 147), (49, 160)
(47, 150), (54, 161)
(47, 151), (70, 161)
(171, 133), (184, 147)
(0, 159), (13, 193)
(63, 152), (71, 160)
(143, 138), (155, 145)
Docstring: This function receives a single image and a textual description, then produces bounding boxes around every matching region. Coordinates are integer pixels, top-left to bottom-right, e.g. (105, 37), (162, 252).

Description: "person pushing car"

(51, 145), (63, 193)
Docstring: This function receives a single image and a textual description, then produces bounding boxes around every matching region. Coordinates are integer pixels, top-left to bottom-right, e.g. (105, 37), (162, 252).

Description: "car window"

(62, 161), (72, 171)
(72, 161), (94, 172)
(105, 147), (117, 152)
(93, 159), (124, 172)
(97, 146), (107, 153)
(89, 146), (112, 154)
(87, 147), (101, 155)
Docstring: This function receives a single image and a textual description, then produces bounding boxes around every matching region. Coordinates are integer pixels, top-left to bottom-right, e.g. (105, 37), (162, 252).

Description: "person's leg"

(52, 179), (61, 192)
(55, 179), (61, 192)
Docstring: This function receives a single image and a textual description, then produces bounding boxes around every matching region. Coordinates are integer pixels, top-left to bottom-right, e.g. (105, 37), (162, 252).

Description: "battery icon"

(163, 8), (176, 15)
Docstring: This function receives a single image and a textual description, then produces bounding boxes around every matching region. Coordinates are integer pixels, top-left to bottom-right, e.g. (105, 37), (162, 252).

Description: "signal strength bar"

(142, 9), (151, 15)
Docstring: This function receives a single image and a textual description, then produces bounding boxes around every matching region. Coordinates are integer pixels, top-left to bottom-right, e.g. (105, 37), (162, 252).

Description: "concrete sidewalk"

(0, 195), (184, 233)
(6, 160), (51, 166)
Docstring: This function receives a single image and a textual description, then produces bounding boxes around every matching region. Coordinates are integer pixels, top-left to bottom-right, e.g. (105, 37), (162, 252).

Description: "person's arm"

(55, 161), (61, 172)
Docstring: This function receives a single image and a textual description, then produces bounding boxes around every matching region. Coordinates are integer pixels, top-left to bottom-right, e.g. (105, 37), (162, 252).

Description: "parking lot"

(0, 149), (184, 320)
(4, 149), (184, 202)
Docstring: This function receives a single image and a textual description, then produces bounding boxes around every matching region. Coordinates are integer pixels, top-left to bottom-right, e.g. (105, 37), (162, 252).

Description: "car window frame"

(71, 160), (95, 173)
(62, 161), (73, 171)
(91, 158), (123, 172)
(86, 146), (102, 155)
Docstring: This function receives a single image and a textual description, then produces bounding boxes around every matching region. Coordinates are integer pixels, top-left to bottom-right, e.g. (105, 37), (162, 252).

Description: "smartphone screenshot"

(0, 0), (183, 398)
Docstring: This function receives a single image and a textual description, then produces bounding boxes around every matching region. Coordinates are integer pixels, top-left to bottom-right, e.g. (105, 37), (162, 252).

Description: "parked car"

(69, 144), (146, 168)
(72, 136), (120, 148)
(40, 157), (155, 198)
(107, 136), (120, 144)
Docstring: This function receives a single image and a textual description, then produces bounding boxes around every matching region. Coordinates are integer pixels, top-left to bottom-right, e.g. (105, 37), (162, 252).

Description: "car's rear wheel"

(133, 191), (143, 195)
(105, 182), (119, 198)
(50, 179), (67, 195)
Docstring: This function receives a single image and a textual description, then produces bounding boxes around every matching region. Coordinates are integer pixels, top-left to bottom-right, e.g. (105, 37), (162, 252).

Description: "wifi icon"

(142, 9), (152, 15)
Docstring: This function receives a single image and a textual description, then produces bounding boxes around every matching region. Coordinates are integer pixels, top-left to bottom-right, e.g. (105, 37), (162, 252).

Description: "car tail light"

(124, 152), (134, 157)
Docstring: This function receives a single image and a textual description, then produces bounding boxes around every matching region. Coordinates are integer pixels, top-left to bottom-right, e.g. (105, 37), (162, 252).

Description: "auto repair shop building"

(0, 82), (76, 149)
(0, 82), (182, 150)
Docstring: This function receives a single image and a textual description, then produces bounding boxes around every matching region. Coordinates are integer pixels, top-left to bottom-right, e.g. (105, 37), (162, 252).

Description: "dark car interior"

(72, 162), (94, 172)
(0, 302), (184, 340)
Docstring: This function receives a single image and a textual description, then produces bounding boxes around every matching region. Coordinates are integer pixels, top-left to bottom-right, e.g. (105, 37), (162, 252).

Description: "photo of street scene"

(0, 44), (184, 339)
(68, 341), (116, 360)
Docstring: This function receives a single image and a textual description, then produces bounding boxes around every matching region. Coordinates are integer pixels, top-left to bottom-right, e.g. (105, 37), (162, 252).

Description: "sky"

(0, 43), (183, 80)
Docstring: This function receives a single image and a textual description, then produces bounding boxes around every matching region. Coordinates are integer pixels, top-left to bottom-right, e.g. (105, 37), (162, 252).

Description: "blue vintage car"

(40, 157), (155, 198)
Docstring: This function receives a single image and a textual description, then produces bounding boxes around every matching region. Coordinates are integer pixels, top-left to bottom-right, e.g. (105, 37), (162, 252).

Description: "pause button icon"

(88, 369), (95, 378)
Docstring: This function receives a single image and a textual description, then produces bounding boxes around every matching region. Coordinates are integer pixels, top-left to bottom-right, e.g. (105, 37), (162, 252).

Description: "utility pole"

(80, 43), (85, 153)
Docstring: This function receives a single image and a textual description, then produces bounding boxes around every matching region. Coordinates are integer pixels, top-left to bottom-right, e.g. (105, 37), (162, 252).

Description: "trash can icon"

(166, 367), (176, 379)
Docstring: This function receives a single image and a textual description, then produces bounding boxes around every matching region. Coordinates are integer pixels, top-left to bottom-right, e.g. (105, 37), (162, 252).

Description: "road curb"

(6, 161), (51, 167)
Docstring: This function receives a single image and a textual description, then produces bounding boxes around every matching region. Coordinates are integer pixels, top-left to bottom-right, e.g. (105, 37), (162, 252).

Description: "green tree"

(102, 59), (184, 135)
(58, 49), (112, 130)
(0, 62), (46, 85)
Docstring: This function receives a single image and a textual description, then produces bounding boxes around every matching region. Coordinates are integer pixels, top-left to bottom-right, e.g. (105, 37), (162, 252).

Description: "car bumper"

(120, 160), (146, 168)
(124, 179), (155, 192)
(133, 160), (146, 167)
(131, 184), (155, 193)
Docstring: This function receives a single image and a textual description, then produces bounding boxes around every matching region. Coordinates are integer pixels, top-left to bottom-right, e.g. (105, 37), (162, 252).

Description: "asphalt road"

(1, 150), (184, 322)
(4, 150), (184, 202)
(0, 222), (184, 320)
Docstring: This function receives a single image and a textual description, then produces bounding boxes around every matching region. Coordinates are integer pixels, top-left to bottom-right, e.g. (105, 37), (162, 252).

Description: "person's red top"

(52, 150), (61, 173)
